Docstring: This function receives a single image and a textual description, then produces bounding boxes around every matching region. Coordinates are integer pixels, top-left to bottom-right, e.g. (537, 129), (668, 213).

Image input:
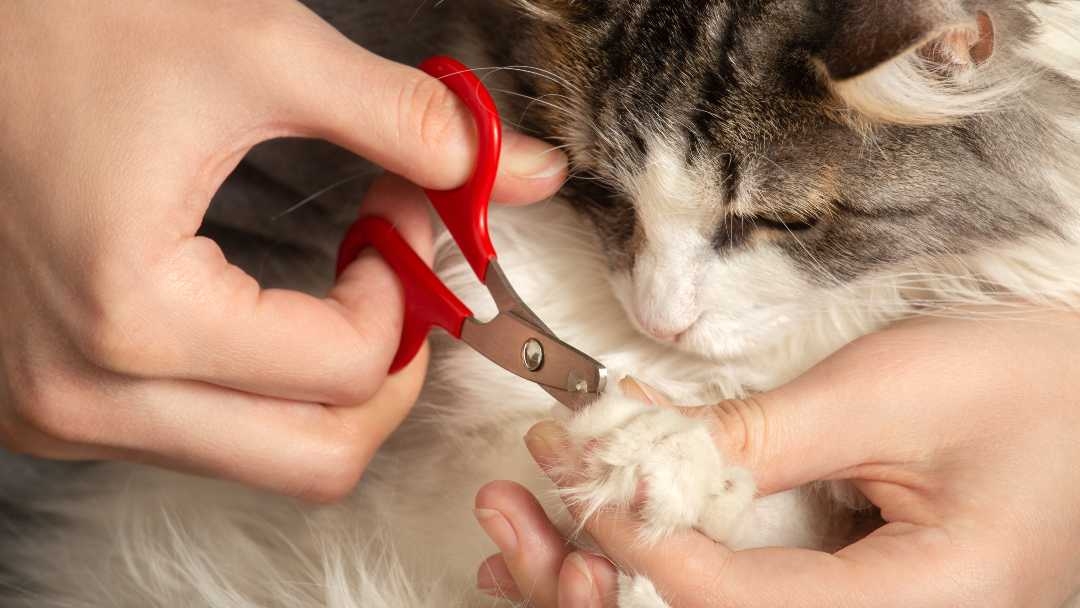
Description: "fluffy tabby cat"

(2, 0), (1079, 606)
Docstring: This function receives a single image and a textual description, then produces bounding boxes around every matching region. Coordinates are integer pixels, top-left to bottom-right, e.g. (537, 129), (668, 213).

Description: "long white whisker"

(272, 172), (369, 221)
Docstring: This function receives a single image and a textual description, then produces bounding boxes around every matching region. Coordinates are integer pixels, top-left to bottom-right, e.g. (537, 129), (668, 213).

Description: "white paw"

(553, 380), (755, 545)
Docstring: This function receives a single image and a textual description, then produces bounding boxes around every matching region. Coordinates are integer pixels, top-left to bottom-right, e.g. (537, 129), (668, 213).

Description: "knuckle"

(78, 289), (161, 376)
(321, 352), (385, 407)
(231, 3), (310, 51)
(295, 440), (369, 504)
(332, 384), (378, 408)
(709, 397), (770, 466)
(73, 239), (171, 376)
(10, 378), (88, 445)
(4, 342), (107, 448)
(81, 315), (142, 373)
(81, 316), (131, 369)
(399, 74), (463, 156)
(328, 370), (381, 407)
(318, 382), (369, 411)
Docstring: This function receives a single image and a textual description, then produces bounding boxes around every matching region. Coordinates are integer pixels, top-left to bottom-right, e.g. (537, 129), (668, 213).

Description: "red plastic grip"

(336, 217), (473, 373)
(419, 56), (501, 282)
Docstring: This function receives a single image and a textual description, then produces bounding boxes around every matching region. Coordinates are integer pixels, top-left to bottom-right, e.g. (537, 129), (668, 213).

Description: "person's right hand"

(0, 0), (568, 501)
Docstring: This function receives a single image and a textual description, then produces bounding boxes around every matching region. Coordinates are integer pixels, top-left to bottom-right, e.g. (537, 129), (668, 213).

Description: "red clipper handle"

(419, 56), (501, 282)
(336, 218), (473, 373)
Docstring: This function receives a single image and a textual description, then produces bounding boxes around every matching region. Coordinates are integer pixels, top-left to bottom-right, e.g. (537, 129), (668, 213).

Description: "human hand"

(0, 0), (567, 501)
(474, 309), (1080, 607)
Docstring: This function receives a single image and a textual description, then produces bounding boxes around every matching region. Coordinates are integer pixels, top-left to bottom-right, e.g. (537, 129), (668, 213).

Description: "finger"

(45, 342), (428, 502)
(110, 175), (428, 407)
(187, 341), (426, 501)
(667, 323), (1018, 497)
(494, 130), (570, 205)
(559, 552), (620, 608)
(265, 30), (567, 203)
(324, 174), (435, 390)
(523, 421), (727, 597)
(619, 377), (674, 407)
(475, 480), (572, 607)
(526, 422), (963, 608)
(682, 524), (966, 608)
(477, 554), (523, 601)
(1, 411), (132, 463)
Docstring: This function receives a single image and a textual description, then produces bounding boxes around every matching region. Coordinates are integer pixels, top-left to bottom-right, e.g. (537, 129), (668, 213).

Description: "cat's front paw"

(553, 381), (755, 545)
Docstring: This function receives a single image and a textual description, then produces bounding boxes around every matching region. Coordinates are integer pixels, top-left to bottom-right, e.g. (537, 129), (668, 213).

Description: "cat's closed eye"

(748, 212), (821, 233)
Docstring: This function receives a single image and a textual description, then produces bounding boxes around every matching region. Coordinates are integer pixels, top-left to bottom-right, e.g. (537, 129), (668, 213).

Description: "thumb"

(266, 22), (568, 201)
(692, 326), (965, 496)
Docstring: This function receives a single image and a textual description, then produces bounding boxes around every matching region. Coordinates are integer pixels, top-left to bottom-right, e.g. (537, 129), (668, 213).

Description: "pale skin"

(0, 0), (568, 502)
(475, 310), (1080, 607)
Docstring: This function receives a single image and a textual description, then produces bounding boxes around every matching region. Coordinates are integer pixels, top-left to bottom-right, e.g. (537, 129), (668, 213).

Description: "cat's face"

(487, 0), (1067, 360)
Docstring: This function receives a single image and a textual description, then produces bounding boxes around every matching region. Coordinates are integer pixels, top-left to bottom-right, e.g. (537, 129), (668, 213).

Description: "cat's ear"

(816, 2), (1001, 125)
(818, 1), (996, 80)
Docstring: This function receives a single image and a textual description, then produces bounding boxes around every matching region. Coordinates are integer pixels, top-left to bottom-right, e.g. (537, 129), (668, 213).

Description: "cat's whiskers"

(490, 88), (578, 123)
(271, 171), (370, 221)
(470, 65), (584, 96)
(792, 264), (1080, 323)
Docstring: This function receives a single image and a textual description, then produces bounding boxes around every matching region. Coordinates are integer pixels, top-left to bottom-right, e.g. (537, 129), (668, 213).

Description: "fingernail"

(559, 553), (597, 608)
(619, 376), (669, 406)
(502, 132), (568, 179)
(524, 421), (564, 467)
(619, 376), (656, 405)
(474, 509), (519, 558)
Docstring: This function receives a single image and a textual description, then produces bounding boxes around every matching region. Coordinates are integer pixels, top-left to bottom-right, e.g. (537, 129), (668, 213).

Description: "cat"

(2, 0), (1079, 606)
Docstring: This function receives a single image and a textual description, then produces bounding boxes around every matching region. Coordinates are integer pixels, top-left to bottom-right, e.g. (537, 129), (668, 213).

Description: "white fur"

(11, 184), (1080, 606)
(1025, 1), (1080, 81)
(617, 140), (819, 362)
(553, 383), (756, 545)
(6, 201), (791, 608)
(828, 46), (1027, 127)
(6, 3), (1080, 607)
(622, 141), (714, 340)
(827, 11), (1037, 130)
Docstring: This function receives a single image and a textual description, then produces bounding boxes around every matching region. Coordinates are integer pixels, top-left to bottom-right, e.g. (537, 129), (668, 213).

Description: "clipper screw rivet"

(522, 339), (545, 372)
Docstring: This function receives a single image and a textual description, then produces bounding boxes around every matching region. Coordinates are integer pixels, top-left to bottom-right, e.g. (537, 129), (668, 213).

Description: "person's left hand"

(471, 310), (1080, 607)
(469, 378), (652, 608)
